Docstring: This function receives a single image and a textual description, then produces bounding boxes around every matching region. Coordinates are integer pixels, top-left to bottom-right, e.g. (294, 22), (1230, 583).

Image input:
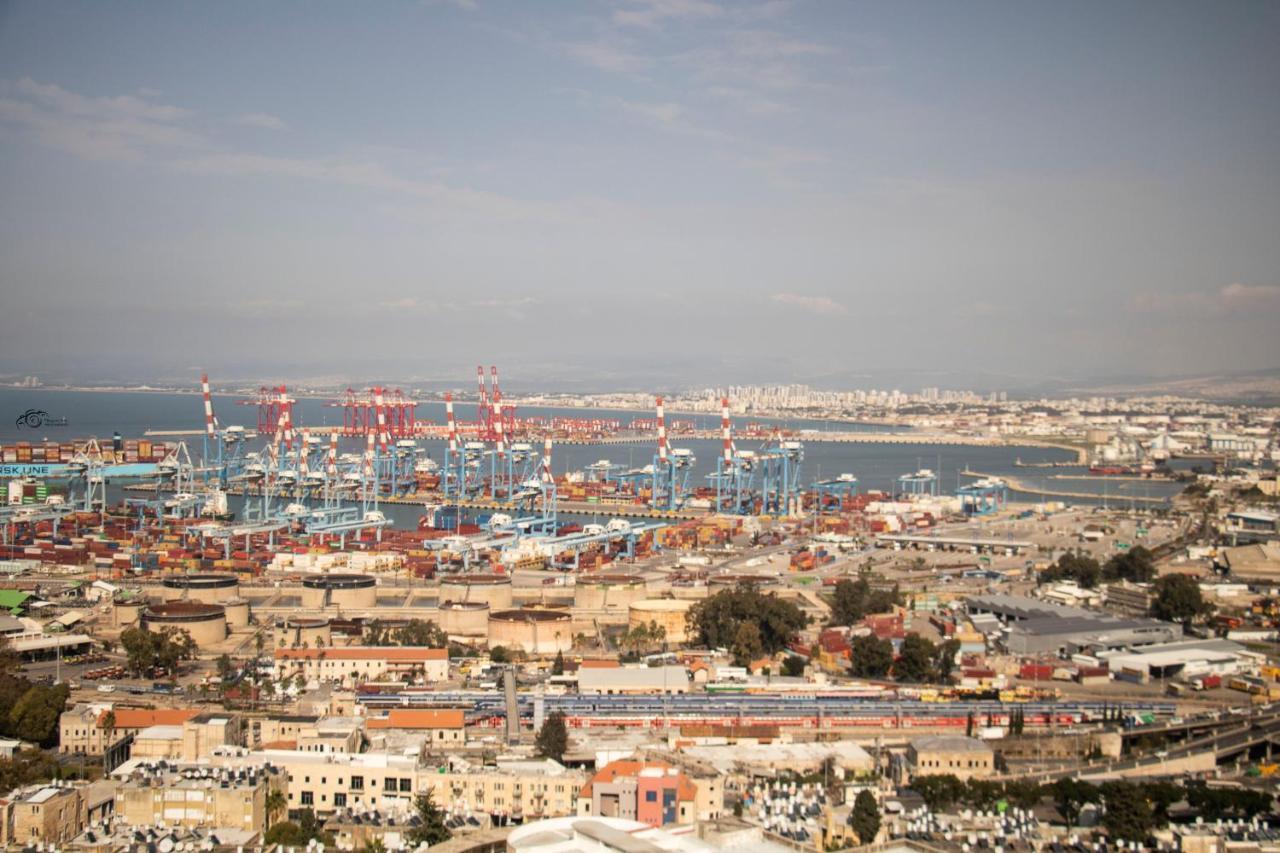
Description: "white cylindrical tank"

(628, 599), (694, 645)
(439, 574), (513, 609)
(487, 609), (572, 655)
(438, 601), (489, 637)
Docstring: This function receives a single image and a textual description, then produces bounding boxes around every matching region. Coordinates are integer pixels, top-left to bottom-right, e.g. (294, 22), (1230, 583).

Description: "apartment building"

(0, 785), (83, 846)
(113, 765), (285, 836)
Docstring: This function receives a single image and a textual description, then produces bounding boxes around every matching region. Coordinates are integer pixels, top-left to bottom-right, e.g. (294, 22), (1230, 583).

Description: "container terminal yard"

(0, 369), (1277, 851)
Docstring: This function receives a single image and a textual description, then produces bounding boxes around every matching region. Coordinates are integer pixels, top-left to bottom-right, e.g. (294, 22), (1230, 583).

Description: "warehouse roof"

(965, 594), (1092, 621)
(1009, 615), (1169, 638)
(1222, 543), (1280, 579)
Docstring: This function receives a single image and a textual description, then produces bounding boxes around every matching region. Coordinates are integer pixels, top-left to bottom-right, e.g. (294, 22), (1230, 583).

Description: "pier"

(962, 469), (1170, 505)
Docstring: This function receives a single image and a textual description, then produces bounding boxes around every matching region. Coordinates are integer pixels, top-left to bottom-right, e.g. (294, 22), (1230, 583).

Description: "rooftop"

(911, 736), (993, 754)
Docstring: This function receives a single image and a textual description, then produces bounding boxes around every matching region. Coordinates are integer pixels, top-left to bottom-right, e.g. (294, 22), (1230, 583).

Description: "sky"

(0, 0), (1278, 391)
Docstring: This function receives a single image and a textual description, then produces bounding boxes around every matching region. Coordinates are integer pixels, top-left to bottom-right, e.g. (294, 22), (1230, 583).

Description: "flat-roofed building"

(1006, 614), (1179, 655)
(421, 758), (586, 822)
(274, 646), (448, 686)
(211, 748), (427, 816)
(578, 760), (698, 828)
(113, 764), (285, 836)
(576, 665), (691, 695)
(1105, 581), (1154, 617)
(0, 785), (84, 846)
(908, 736), (994, 781)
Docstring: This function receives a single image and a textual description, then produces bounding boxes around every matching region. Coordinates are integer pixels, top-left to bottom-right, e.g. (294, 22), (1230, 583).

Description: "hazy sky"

(1, 1), (1277, 388)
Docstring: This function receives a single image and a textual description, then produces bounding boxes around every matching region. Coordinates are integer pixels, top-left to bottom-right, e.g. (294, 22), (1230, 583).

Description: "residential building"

(420, 758), (586, 821)
(0, 778), (87, 845)
(113, 764), (285, 836)
(211, 748), (426, 815)
(578, 760), (698, 828)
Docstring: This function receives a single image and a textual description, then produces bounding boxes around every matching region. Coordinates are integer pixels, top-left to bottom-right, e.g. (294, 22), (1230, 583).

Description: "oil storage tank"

(161, 573), (240, 603)
(112, 598), (146, 629)
(439, 574), (513, 609)
(573, 574), (647, 614)
(143, 602), (227, 645)
(275, 617), (332, 649)
(628, 599), (694, 645)
(223, 598), (251, 629)
(301, 574), (377, 609)
(487, 608), (572, 655)
(438, 601), (489, 638)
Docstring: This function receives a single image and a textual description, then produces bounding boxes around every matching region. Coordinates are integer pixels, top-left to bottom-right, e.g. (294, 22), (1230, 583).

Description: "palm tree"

(101, 709), (116, 751)
(265, 788), (286, 829)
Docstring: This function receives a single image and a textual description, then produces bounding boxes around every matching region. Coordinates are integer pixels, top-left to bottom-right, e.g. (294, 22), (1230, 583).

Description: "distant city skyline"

(1, 1), (1278, 386)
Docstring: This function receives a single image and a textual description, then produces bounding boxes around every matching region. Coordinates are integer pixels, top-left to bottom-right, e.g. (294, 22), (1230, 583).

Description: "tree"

(1042, 553), (1101, 589)
(0, 750), (61, 793)
(489, 645), (511, 663)
(551, 651), (565, 676)
(9, 683), (69, 747)
(296, 807), (333, 845)
(263, 821), (307, 847)
(894, 633), (937, 683)
(848, 636), (894, 679)
(781, 655), (806, 677)
(848, 790), (881, 844)
(535, 711), (569, 762)
(964, 779), (1003, 811)
(829, 579), (901, 626)
(1051, 778), (1099, 829)
(688, 583), (807, 654)
(264, 788), (286, 829)
(731, 621), (763, 666)
(1150, 574), (1213, 625)
(394, 619), (446, 647)
(1002, 780), (1044, 811)
(101, 709), (117, 748)
(216, 654), (235, 688)
(933, 638), (960, 681)
(1100, 781), (1153, 844)
(406, 789), (452, 846)
(120, 626), (195, 678)
(910, 774), (965, 811)
(830, 578), (872, 626)
(1103, 546), (1155, 583)
(363, 839), (388, 853)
